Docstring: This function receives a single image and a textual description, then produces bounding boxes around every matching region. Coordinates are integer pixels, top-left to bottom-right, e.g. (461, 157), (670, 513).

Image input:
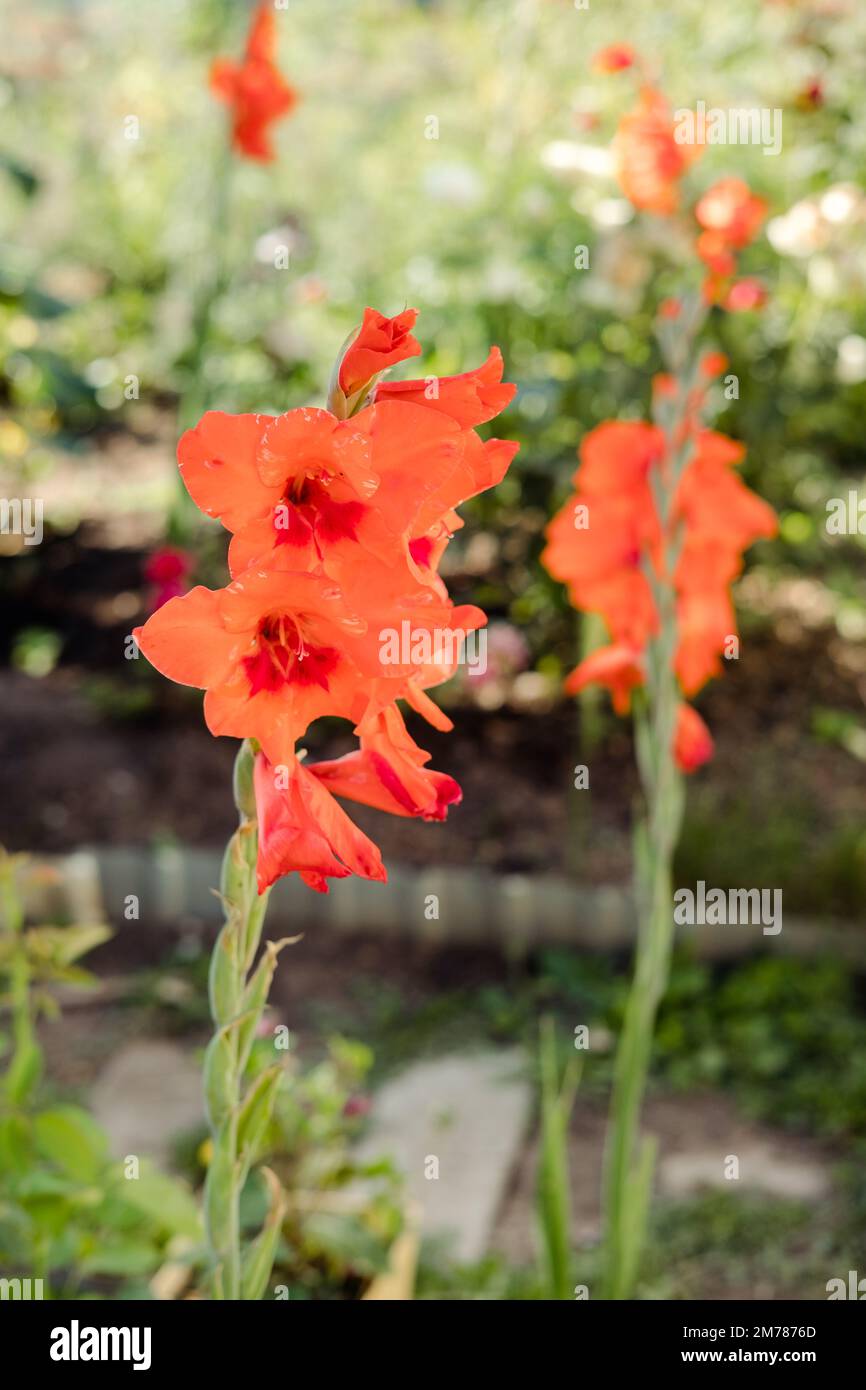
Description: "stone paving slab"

(90, 1040), (203, 1167)
(355, 1048), (532, 1263)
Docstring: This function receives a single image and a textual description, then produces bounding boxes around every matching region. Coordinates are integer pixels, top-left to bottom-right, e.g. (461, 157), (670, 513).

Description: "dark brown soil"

(3, 525), (866, 897)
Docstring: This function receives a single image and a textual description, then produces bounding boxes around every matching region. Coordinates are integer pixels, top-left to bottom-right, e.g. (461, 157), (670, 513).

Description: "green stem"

(602, 703), (681, 1299)
(601, 301), (706, 1299)
(203, 741), (274, 1300)
(0, 854), (42, 1108)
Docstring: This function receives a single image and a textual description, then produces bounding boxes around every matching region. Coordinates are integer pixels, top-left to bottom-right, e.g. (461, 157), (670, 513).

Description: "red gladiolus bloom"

(674, 703), (714, 773)
(311, 705), (461, 822)
(210, 4), (298, 162)
(254, 752), (385, 894)
(135, 307), (518, 890)
(144, 546), (193, 611)
(374, 346), (517, 428)
(134, 570), (375, 767)
(337, 307), (422, 399)
(614, 87), (700, 215)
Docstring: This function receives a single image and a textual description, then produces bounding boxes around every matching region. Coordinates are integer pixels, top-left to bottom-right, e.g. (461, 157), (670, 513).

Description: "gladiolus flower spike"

(135, 309), (518, 894)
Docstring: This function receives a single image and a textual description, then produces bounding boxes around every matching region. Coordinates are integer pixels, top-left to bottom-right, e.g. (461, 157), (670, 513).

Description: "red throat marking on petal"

(273, 476), (367, 553)
(243, 612), (339, 694)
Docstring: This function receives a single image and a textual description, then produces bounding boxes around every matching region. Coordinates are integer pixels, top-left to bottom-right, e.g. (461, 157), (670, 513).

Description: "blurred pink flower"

(467, 620), (530, 687)
(144, 546), (193, 612)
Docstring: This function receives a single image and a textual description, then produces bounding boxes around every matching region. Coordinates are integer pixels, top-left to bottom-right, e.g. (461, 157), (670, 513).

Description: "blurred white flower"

(767, 184), (866, 258)
(836, 334), (866, 384)
(591, 198), (633, 228)
(84, 358), (116, 388)
(808, 255), (839, 298)
(254, 224), (304, 265)
(422, 162), (483, 207)
(820, 184), (862, 225)
(541, 141), (614, 179)
(766, 200), (826, 258)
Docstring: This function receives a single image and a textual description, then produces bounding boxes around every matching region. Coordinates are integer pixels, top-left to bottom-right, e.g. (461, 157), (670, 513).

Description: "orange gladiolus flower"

(695, 178), (767, 250)
(176, 399), (516, 591)
(695, 180), (768, 305)
(311, 704), (462, 823)
(374, 346), (517, 429)
(696, 231), (737, 279)
(541, 417), (777, 766)
(210, 3), (298, 162)
(592, 44), (637, 75)
(564, 643), (645, 715)
(134, 570), (374, 767)
(254, 752), (385, 894)
(337, 307), (422, 399)
(614, 87), (700, 215)
(136, 308), (518, 890)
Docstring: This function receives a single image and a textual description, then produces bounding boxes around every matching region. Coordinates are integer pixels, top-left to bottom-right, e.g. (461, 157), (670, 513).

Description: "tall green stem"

(203, 741), (285, 1300)
(601, 298), (705, 1299)
(601, 655), (683, 1299)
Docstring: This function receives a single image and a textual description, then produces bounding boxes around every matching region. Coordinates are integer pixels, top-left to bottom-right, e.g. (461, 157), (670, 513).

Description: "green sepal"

(208, 917), (241, 1027)
(237, 1066), (281, 1178)
(203, 1024), (236, 1130)
(240, 1168), (286, 1301)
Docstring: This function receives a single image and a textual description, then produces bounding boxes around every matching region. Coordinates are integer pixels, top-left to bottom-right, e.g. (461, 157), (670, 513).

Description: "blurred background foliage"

(4, 0), (866, 578)
(2, 0), (866, 905)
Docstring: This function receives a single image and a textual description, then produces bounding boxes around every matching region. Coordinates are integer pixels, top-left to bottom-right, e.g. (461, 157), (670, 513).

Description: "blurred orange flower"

(210, 3), (298, 162)
(614, 87), (700, 215)
(695, 178), (767, 249)
(541, 415), (776, 766)
(673, 703), (714, 772)
(592, 44), (637, 74)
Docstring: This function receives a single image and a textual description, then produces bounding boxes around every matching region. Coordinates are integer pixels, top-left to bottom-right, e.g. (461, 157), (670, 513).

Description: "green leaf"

(0, 1114), (32, 1173)
(237, 1067), (281, 1174)
(5, 1037), (42, 1105)
(240, 1168), (285, 1301)
(117, 1162), (202, 1242)
(303, 1213), (390, 1276)
(34, 1106), (108, 1183)
(0, 153), (39, 197)
(80, 1239), (160, 1277)
(25, 923), (112, 970)
(237, 953), (279, 1069)
(536, 1015), (578, 1300)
